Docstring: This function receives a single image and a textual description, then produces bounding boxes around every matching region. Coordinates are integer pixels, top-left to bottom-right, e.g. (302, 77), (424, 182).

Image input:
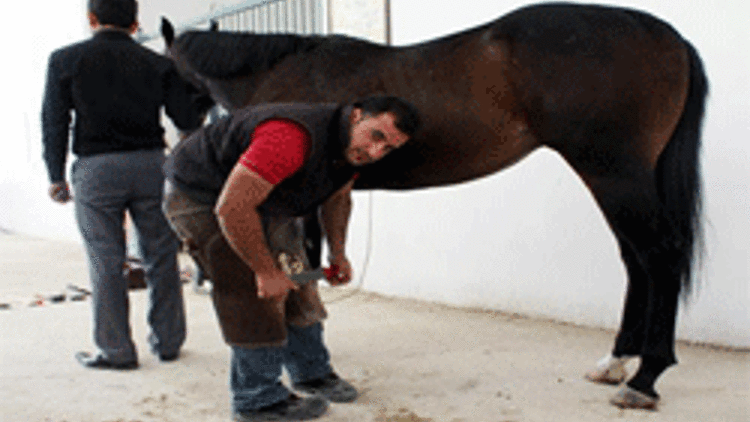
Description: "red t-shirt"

(239, 119), (311, 185)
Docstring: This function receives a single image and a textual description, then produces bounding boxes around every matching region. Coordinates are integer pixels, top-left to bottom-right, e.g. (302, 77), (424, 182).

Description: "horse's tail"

(656, 40), (708, 298)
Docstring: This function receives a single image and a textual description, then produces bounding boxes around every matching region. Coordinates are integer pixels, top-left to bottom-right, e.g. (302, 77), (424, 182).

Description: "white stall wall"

(0, 1), (87, 241)
(340, 0), (750, 348)
(329, 0), (387, 42)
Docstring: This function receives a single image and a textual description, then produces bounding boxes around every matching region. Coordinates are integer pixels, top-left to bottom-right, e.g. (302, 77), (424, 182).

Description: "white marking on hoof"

(584, 355), (632, 385)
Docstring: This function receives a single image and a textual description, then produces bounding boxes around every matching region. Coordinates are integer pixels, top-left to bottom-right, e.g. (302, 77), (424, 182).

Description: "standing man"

(41, 0), (213, 369)
(162, 96), (420, 421)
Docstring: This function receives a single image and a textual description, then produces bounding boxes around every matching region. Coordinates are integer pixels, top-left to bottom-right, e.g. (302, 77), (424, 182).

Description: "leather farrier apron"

(163, 182), (326, 348)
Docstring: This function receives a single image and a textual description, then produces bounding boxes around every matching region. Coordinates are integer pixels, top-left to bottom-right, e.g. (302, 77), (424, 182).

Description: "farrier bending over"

(162, 96), (420, 422)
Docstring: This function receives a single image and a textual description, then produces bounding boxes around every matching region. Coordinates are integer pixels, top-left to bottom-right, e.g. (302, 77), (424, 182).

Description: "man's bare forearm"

(321, 182), (354, 259)
(216, 207), (280, 277)
(214, 164), (282, 278)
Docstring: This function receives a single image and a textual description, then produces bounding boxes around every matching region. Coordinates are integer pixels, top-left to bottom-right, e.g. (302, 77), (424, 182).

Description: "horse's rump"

(489, 4), (690, 166)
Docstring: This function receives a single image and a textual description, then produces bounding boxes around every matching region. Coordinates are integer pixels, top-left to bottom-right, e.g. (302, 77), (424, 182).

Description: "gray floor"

(1, 233), (748, 422)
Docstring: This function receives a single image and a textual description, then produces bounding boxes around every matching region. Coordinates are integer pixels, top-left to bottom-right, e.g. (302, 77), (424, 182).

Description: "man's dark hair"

(88, 0), (137, 28)
(353, 95), (421, 138)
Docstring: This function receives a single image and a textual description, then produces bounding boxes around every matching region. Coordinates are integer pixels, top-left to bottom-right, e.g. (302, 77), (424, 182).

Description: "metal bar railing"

(136, 0), (324, 43)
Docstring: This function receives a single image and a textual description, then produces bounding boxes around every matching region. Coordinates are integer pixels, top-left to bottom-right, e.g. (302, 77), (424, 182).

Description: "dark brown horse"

(161, 2), (707, 410)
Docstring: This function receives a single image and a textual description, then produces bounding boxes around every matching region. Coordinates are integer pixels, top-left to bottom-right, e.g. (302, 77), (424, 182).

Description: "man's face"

(346, 109), (410, 166)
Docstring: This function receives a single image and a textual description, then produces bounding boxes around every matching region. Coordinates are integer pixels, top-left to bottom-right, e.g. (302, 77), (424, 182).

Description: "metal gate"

(137, 0), (325, 43)
(213, 0), (324, 33)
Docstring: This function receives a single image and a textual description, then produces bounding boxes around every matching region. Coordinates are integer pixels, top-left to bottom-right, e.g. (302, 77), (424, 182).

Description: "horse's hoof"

(609, 386), (659, 410)
(584, 355), (629, 385)
(584, 368), (626, 385)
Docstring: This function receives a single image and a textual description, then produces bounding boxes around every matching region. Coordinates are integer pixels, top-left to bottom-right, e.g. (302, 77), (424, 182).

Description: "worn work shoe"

(158, 351), (180, 362)
(75, 351), (138, 370)
(232, 394), (328, 421)
(293, 373), (358, 403)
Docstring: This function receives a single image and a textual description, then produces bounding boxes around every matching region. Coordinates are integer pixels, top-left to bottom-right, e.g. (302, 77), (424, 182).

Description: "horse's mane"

(172, 31), (327, 79)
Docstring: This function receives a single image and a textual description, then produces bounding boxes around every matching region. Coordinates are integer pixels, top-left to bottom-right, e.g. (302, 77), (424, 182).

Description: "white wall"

(339, 0), (749, 348)
(329, 0), (387, 42)
(0, 1), (87, 240)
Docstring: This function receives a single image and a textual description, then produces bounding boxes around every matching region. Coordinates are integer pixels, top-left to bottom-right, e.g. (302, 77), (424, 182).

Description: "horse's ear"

(209, 20), (219, 31)
(161, 17), (175, 47)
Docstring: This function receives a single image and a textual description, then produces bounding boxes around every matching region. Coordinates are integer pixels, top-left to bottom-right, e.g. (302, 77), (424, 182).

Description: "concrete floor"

(1, 233), (748, 422)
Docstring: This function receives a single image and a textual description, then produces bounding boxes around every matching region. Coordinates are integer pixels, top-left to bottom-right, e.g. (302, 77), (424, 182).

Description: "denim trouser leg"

(231, 322), (332, 412)
(284, 322), (332, 384)
(231, 345), (289, 413)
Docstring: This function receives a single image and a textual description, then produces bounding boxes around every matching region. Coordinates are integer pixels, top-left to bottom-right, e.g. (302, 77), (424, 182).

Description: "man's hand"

(48, 182), (71, 204)
(327, 255), (353, 286)
(255, 270), (299, 300)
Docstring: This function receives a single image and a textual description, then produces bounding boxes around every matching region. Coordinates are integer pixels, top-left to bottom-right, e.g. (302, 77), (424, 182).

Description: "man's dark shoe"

(158, 351), (180, 362)
(75, 351), (138, 370)
(293, 373), (358, 403)
(233, 393), (328, 421)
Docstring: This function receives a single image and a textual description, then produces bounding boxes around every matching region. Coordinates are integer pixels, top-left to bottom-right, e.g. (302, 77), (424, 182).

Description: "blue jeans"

(72, 150), (185, 362)
(231, 322), (332, 412)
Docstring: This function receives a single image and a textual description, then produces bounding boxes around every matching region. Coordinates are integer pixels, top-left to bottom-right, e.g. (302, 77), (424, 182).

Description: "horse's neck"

(206, 76), (258, 111)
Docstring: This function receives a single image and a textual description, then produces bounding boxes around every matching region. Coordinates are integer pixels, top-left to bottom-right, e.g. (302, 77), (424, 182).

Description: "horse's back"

(249, 35), (392, 104)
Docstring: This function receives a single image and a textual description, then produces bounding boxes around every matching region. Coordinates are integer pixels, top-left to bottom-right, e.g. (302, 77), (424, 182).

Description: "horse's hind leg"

(586, 240), (673, 385)
(584, 245), (647, 385)
(577, 169), (683, 410)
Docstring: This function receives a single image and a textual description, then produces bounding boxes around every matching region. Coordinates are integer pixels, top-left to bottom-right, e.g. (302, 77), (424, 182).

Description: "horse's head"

(160, 17), (332, 111)
(161, 16), (219, 47)
(161, 17), (176, 47)
(161, 18), (212, 93)
(162, 17), (258, 110)
(161, 17), (217, 118)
